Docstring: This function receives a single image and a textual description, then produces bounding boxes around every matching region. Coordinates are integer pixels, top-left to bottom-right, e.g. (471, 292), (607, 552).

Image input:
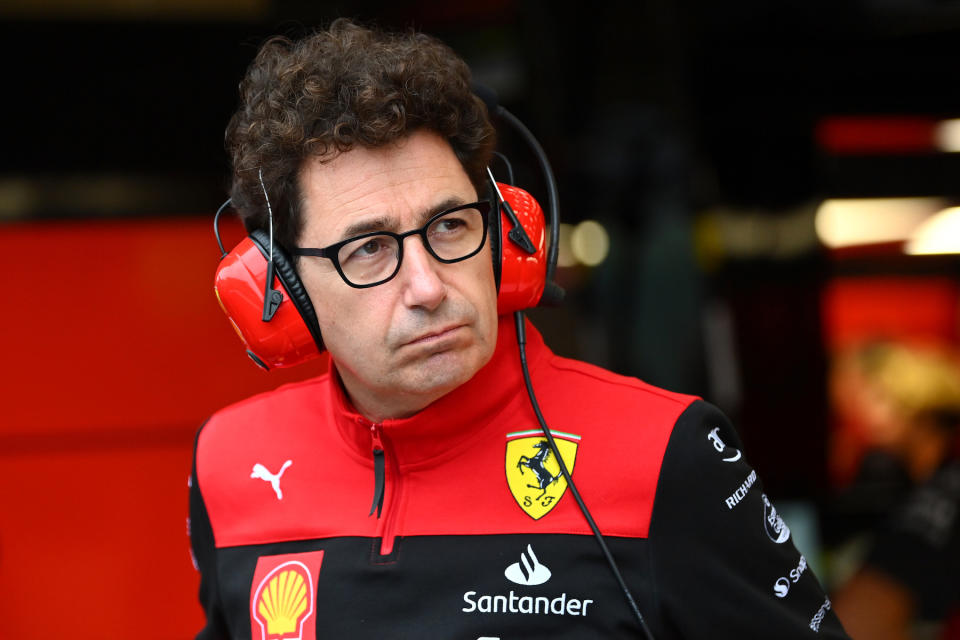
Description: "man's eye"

(356, 239), (383, 256)
(438, 219), (464, 231)
(344, 237), (391, 262)
(433, 217), (468, 235)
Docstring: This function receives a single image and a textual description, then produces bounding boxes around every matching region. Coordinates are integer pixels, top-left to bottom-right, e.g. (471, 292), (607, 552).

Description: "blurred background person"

(828, 341), (960, 639)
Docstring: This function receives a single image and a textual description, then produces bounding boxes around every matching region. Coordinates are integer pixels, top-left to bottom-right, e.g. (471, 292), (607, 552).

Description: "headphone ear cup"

(495, 183), (547, 314)
(214, 230), (324, 369)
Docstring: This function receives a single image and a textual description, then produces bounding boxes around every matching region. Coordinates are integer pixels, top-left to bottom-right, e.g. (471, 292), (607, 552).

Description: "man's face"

(297, 130), (498, 421)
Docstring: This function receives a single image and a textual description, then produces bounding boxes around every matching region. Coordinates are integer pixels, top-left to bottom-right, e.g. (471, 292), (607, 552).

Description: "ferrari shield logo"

(505, 430), (580, 520)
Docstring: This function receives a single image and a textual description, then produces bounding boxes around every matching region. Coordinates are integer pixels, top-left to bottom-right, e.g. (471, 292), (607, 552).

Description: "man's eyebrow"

(340, 216), (392, 240)
(338, 197), (469, 240)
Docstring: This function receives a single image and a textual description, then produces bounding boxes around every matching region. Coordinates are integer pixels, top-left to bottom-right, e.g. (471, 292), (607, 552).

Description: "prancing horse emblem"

(516, 441), (561, 499)
(505, 430), (580, 520)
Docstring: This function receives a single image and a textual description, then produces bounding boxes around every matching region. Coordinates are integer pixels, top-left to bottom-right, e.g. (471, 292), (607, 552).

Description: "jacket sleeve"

(648, 400), (849, 638)
(189, 424), (231, 640)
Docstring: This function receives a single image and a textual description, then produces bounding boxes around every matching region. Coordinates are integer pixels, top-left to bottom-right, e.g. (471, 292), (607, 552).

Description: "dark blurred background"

(2, 0), (960, 637)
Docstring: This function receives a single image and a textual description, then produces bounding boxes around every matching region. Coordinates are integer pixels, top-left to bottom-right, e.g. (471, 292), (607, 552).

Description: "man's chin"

(396, 346), (488, 398)
(408, 351), (476, 391)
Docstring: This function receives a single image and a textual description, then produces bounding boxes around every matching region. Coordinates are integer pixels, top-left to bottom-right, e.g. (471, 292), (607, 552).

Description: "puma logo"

(250, 460), (292, 500)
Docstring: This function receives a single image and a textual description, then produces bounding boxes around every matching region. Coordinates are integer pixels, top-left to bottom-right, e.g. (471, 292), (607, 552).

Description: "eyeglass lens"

(337, 206), (486, 285)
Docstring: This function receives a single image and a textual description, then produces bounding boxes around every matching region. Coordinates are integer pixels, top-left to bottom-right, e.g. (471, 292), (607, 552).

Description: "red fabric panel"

(197, 325), (696, 548)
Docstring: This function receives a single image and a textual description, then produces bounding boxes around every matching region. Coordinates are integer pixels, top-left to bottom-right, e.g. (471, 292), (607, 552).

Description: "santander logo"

(462, 544), (595, 617)
(504, 545), (551, 586)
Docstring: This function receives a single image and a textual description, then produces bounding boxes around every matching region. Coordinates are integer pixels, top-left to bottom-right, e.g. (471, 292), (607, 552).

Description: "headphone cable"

(497, 108), (560, 284)
(514, 310), (656, 640)
(213, 198), (232, 259)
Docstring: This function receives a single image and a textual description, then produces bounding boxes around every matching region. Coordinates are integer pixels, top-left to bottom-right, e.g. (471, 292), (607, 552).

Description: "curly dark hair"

(225, 18), (496, 250)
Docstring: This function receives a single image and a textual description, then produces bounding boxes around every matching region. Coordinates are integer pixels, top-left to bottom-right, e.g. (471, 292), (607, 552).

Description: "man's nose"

(399, 236), (446, 310)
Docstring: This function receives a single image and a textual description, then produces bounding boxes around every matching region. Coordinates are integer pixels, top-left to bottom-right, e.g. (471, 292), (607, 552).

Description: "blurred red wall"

(821, 274), (960, 486)
(0, 217), (328, 639)
(822, 276), (960, 350)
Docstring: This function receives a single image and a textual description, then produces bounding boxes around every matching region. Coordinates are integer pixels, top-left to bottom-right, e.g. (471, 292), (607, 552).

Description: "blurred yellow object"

(859, 342), (960, 419)
(815, 198), (943, 249)
(905, 206), (960, 255)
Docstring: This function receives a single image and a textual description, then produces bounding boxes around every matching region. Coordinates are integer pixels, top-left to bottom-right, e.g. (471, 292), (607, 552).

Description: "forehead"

(297, 130), (477, 243)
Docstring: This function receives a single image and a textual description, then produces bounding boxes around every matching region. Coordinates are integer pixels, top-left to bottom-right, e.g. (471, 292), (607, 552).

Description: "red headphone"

(213, 176), (547, 370)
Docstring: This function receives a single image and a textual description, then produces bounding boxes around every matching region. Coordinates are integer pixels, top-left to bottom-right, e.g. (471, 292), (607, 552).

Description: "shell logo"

(251, 561), (314, 640)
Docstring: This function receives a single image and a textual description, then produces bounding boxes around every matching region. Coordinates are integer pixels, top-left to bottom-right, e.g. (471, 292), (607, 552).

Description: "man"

(190, 19), (849, 639)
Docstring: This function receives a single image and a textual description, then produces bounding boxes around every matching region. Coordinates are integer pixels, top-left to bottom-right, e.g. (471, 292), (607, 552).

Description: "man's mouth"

(403, 324), (466, 347)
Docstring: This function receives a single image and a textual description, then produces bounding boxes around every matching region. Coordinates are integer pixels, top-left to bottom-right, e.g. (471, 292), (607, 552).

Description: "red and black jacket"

(190, 317), (849, 639)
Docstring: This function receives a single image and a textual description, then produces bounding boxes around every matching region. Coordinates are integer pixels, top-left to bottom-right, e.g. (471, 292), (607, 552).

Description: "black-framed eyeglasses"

(291, 201), (492, 288)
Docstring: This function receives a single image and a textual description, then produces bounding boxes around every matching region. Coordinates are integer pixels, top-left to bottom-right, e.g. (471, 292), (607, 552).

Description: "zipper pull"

(369, 424), (385, 518)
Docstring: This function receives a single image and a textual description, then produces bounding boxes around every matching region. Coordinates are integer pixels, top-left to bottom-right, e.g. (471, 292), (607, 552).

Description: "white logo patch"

(762, 493), (791, 544)
(461, 546), (594, 617)
(707, 427), (742, 462)
(504, 545), (552, 586)
(725, 469), (757, 509)
(251, 460), (292, 500)
(809, 597), (832, 632)
(774, 577), (790, 598)
(773, 555), (807, 598)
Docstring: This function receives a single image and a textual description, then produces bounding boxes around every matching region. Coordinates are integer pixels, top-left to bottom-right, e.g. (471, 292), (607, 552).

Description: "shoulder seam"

(212, 372), (331, 417)
(545, 358), (700, 407)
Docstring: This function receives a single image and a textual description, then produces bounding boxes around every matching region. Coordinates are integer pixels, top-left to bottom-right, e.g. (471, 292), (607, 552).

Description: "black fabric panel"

(648, 400), (850, 638)
(190, 422), (232, 640)
(211, 533), (656, 639)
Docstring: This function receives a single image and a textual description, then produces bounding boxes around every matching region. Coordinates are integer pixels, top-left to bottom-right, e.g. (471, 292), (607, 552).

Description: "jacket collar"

(329, 315), (548, 467)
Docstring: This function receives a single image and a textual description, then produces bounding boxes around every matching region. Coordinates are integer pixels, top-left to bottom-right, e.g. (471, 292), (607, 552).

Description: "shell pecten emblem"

(251, 561), (314, 640)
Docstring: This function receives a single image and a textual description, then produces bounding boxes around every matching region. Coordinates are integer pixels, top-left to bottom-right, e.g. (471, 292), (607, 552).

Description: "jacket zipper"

(369, 423), (386, 517)
(364, 420), (401, 557)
